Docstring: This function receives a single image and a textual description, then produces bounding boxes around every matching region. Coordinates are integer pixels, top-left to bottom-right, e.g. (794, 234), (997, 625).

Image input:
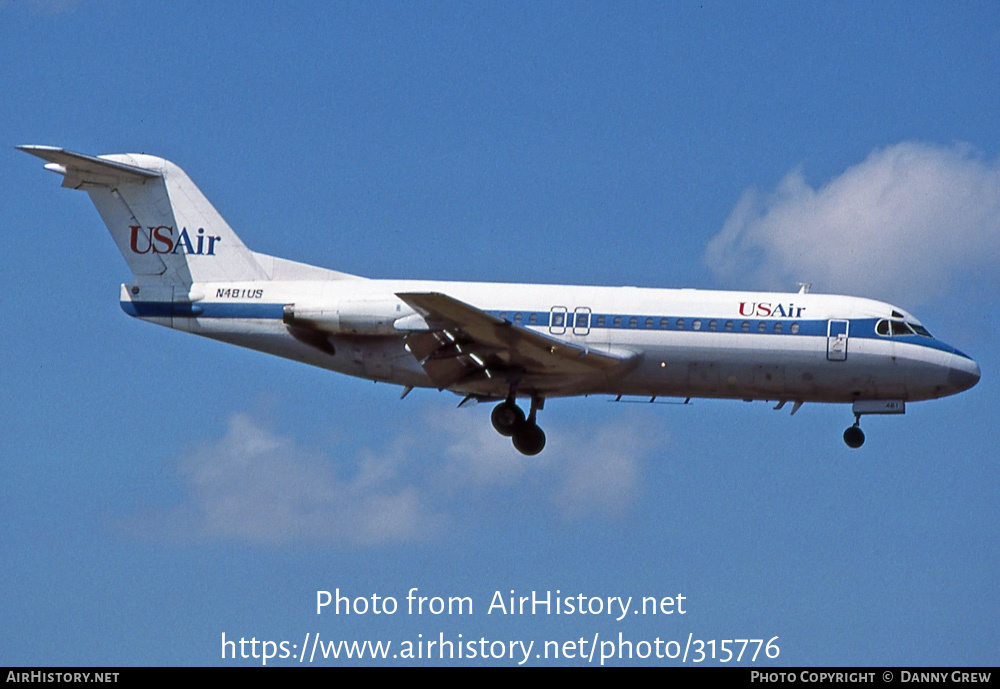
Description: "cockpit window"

(877, 319), (931, 337)
(890, 320), (915, 336)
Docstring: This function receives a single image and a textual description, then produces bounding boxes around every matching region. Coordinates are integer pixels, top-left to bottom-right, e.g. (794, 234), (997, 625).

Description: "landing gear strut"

(492, 396), (546, 456)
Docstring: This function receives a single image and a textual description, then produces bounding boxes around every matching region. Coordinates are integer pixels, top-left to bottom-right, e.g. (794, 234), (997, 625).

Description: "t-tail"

(19, 145), (270, 285)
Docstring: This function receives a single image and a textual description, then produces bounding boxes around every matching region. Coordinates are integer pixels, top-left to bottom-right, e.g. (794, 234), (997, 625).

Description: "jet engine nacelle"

(283, 300), (409, 335)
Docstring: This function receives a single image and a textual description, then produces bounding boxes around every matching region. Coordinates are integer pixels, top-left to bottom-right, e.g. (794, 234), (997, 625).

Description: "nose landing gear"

(491, 396), (546, 456)
(843, 400), (905, 448)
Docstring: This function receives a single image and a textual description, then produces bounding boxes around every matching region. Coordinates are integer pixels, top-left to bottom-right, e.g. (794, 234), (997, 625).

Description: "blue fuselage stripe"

(121, 301), (284, 319)
(120, 302), (969, 359)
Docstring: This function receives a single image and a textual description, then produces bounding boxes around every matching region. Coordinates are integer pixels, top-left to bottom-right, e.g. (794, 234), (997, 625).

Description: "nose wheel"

(491, 397), (546, 455)
(843, 423), (865, 448)
(843, 414), (865, 448)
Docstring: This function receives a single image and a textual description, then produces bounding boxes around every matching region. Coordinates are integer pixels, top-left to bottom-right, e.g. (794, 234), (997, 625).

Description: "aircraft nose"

(947, 356), (981, 393)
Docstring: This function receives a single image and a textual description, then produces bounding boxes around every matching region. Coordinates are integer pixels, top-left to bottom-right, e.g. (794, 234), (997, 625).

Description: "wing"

(396, 291), (636, 393)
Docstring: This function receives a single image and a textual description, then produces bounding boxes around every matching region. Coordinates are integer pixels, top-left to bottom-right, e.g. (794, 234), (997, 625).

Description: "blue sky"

(2, 1), (998, 666)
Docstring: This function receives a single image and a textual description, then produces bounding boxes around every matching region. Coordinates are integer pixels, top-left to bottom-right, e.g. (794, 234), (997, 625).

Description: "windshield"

(876, 319), (933, 338)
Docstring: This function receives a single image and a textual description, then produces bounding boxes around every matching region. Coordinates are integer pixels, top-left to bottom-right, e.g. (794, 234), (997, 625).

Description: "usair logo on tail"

(129, 225), (222, 255)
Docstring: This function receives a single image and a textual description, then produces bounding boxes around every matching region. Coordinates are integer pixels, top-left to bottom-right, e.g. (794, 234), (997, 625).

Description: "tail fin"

(19, 145), (268, 284)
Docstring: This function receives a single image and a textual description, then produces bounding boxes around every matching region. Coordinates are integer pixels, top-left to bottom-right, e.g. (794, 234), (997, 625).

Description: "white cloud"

(167, 413), (448, 545)
(431, 409), (660, 520)
(703, 142), (1000, 306)
(131, 406), (662, 546)
(433, 412), (531, 491)
(549, 420), (659, 520)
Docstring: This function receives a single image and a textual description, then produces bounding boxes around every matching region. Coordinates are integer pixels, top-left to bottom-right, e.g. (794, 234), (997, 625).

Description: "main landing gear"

(491, 397), (546, 456)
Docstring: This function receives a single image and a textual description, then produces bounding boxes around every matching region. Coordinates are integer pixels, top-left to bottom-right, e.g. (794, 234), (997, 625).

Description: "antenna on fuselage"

(797, 282), (812, 294)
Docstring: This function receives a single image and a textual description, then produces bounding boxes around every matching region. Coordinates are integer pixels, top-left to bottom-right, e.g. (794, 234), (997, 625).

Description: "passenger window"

(529, 313), (538, 325)
(513, 313), (523, 324)
(676, 318), (685, 330)
(613, 316), (622, 327)
(693, 319), (702, 330)
(741, 321), (750, 332)
(725, 320), (734, 332)
(629, 316), (638, 328)
(757, 322), (767, 333)
(709, 320), (718, 331)
(790, 323), (800, 334)
(645, 317), (654, 329)
(595, 315), (605, 327)
(659, 317), (669, 329)
(774, 322), (783, 333)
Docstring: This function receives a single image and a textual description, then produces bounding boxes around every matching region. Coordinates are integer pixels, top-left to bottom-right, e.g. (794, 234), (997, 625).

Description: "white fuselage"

(121, 278), (980, 405)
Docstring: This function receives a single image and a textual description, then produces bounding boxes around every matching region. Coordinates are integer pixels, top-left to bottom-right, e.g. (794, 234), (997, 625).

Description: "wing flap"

(397, 291), (633, 390)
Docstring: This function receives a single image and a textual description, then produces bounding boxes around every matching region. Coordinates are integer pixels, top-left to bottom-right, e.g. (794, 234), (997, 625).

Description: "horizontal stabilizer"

(18, 145), (160, 188)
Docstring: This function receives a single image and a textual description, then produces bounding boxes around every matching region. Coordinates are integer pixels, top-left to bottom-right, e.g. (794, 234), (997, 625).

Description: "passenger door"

(827, 319), (849, 361)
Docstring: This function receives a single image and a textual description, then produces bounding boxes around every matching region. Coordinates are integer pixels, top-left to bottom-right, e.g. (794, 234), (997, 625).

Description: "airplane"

(21, 145), (981, 455)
